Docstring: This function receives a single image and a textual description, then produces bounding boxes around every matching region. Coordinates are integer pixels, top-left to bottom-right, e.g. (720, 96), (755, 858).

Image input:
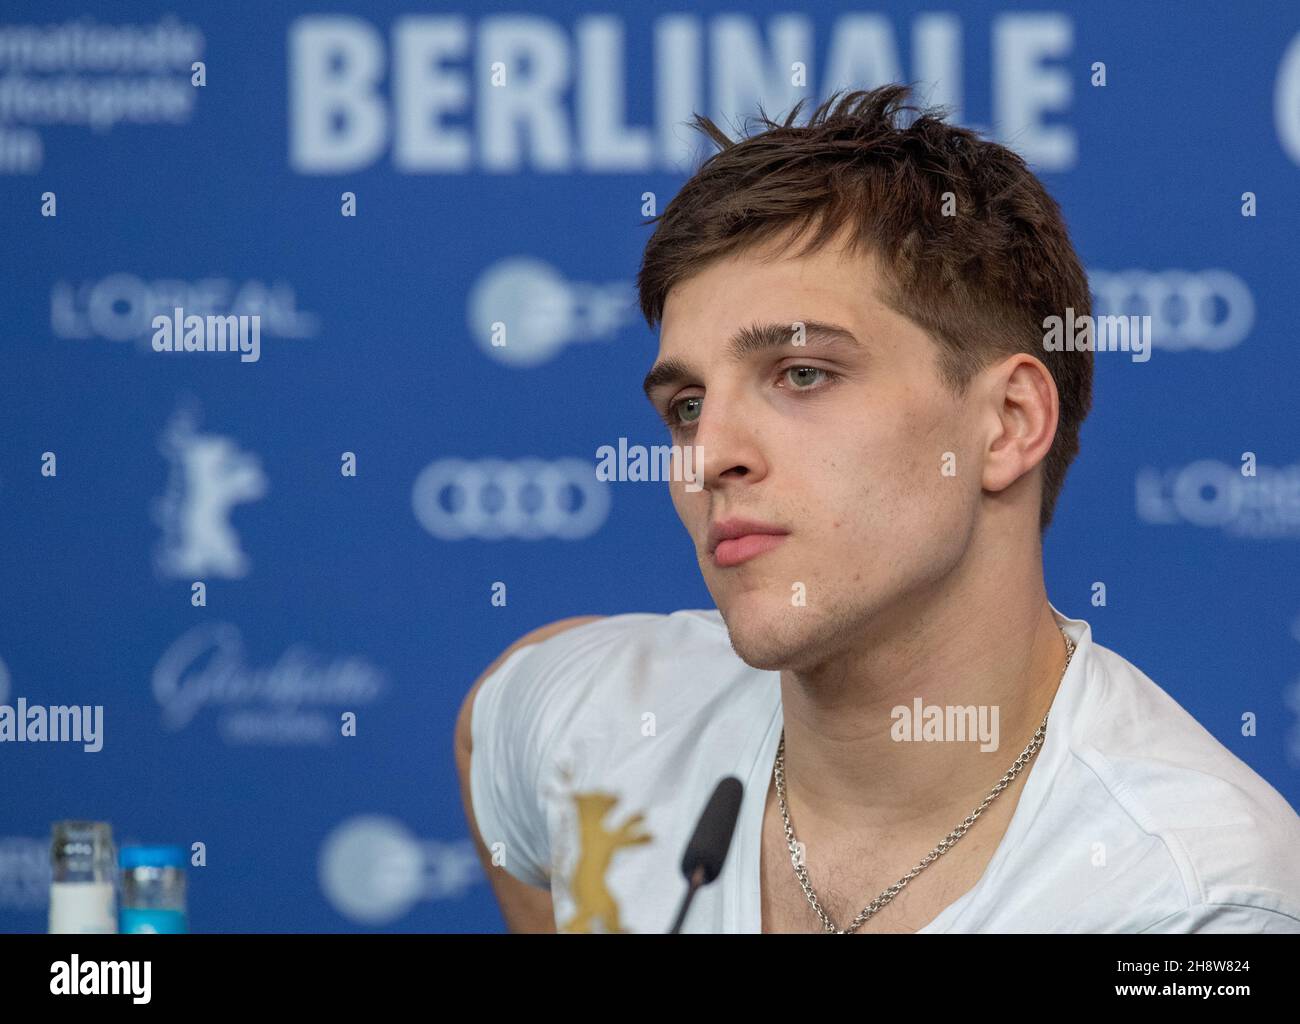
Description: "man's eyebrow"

(641, 319), (862, 400)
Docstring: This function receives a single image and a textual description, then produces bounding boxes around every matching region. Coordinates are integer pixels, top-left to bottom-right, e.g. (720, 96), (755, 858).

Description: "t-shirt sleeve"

(467, 615), (654, 892)
(467, 640), (561, 890)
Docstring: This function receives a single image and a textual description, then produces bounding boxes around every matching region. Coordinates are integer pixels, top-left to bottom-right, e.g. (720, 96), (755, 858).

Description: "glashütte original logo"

(151, 623), (385, 745)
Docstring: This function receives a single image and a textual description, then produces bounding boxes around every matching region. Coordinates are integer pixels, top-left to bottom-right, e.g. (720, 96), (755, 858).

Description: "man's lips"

(707, 518), (791, 568)
(712, 532), (789, 567)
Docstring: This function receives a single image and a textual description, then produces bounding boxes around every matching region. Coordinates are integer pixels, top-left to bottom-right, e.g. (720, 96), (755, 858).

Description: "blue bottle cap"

(120, 845), (187, 869)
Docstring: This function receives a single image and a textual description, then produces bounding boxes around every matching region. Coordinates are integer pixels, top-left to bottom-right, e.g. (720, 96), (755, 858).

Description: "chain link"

(774, 627), (1076, 934)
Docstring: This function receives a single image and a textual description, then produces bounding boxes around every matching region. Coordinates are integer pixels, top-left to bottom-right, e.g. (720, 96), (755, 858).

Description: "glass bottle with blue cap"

(119, 845), (188, 934)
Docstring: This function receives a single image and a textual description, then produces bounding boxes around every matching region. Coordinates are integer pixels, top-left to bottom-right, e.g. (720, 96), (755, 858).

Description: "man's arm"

(454, 616), (604, 933)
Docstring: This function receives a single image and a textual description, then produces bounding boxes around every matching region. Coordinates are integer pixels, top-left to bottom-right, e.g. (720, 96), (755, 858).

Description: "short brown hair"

(637, 84), (1092, 533)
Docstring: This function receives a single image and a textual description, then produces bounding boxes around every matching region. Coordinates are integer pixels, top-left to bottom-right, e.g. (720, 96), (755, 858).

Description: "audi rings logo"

(412, 457), (611, 540)
(1088, 270), (1254, 351)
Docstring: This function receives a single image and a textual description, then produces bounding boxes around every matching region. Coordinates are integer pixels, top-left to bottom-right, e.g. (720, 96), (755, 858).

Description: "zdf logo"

(1276, 32), (1300, 165)
(467, 258), (634, 368)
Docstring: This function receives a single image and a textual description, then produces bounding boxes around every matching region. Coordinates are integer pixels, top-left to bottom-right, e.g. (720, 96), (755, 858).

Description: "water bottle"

(48, 820), (117, 934)
(120, 845), (188, 933)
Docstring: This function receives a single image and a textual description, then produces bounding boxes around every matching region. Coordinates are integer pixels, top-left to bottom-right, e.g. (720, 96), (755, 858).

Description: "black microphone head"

(680, 776), (744, 885)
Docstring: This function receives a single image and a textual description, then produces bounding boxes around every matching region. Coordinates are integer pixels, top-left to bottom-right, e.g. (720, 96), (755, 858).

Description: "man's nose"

(688, 396), (766, 490)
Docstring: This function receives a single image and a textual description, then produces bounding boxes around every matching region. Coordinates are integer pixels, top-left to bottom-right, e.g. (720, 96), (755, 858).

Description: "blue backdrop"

(2, 0), (1298, 932)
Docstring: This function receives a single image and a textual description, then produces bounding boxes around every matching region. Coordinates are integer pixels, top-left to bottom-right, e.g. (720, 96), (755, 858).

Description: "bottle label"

(48, 881), (117, 934)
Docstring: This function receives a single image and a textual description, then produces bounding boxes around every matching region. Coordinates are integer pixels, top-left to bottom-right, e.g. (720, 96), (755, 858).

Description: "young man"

(455, 85), (1300, 933)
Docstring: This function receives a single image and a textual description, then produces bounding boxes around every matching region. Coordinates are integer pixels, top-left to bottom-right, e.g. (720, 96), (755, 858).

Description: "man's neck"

(776, 539), (1068, 838)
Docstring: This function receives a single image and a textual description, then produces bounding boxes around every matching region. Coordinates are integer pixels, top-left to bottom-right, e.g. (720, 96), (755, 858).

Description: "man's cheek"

(668, 483), (697, 535)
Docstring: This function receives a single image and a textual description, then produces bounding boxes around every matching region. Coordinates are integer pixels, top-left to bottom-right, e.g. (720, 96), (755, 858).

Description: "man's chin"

(716, 606), (803, 671)
(726, 640), (791, 672)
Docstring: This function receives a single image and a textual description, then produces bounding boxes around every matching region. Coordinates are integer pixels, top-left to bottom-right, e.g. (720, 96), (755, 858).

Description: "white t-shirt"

(469, 603), (1300, 933)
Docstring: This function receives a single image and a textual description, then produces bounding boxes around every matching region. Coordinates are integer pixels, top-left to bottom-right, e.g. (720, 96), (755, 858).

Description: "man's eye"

(666, 395), (702, 428)
(784, 366), (832, 389)
(663, 367), (840, 430)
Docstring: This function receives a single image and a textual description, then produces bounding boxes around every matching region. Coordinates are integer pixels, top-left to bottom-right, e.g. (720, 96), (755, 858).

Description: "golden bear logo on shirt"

(558, 791), (653, 933)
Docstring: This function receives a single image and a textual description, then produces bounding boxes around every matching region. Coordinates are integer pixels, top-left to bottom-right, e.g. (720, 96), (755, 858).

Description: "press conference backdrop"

(2, 0), (1298, 933)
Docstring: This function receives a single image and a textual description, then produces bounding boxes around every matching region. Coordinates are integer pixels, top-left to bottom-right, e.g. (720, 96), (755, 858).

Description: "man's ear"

(979, 353), (1059, 496)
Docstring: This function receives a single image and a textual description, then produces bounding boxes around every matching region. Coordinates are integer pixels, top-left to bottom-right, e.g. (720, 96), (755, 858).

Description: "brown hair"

(637, 84), (1092, 533)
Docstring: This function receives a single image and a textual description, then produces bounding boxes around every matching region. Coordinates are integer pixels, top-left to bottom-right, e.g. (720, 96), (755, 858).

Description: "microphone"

(667, 776), (744, 933)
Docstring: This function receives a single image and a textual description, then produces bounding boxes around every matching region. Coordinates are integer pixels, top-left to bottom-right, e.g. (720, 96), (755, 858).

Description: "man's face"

(644, 228), (984, 672)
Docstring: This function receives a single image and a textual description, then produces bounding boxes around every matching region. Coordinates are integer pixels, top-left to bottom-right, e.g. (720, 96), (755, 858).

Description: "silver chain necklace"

(773, 627), (1076, 934)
